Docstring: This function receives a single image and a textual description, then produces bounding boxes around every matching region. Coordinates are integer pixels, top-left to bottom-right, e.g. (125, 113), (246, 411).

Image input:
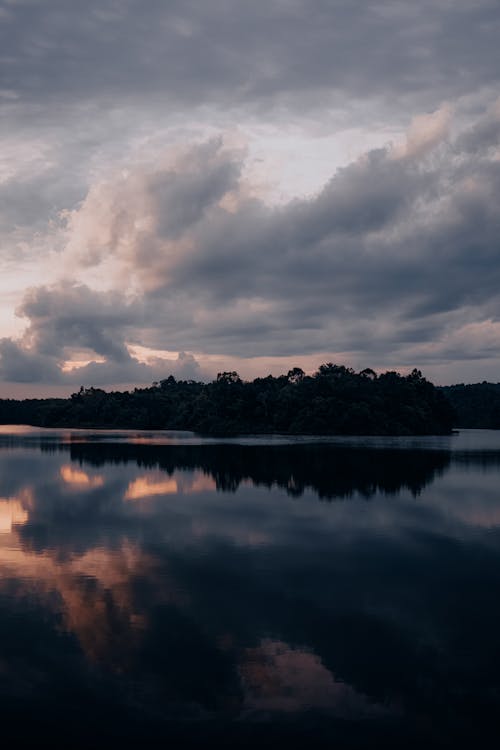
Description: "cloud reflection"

(125, 475), (178, 500)
(60, 464), (104, 488)
(0, 535), (164, 667)
(1, 434), (500, 741)
(239, 639), (386, 717)
(0, 488), (31, 533)
(125, 470), (215, 500)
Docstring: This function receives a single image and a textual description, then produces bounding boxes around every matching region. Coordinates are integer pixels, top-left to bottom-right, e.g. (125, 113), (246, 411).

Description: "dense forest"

(440, 383), (500, 429)
(0, 364), (454, 435)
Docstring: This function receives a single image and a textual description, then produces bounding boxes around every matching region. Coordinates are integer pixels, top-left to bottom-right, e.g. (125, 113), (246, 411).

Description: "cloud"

(1, 104), (500, 388)
(18, 282), (140, 361)
(391, 103), (453, 160)
(1, 1), (498, 112)
(240, 639), (384, 716)
(0, 282), (204, 386)
(64, 138), (243, 289)
(63, 350), (203, 387)
(0, 337), (61, 383)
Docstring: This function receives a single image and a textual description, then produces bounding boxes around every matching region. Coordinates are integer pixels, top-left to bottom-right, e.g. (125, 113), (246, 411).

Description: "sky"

(1, 0), (500, 396)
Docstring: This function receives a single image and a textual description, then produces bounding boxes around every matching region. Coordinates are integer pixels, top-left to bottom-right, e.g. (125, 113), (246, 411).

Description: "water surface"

(1, 427), (499, 747)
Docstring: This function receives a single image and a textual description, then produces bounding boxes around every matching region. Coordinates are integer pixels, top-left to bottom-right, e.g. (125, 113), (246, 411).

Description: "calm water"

(1, 427), (500, 747)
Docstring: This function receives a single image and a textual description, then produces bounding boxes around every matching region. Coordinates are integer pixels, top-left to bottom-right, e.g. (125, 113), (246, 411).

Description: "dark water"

(1, 427), (500, 748)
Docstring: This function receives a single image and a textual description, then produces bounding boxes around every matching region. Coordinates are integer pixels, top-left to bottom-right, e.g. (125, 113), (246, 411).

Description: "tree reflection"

(66, 442), (451, 500)
(1, 438), (500, 747)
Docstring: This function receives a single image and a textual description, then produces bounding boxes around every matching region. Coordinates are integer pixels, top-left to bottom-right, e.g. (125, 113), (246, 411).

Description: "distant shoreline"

(0, 364), (455, 436)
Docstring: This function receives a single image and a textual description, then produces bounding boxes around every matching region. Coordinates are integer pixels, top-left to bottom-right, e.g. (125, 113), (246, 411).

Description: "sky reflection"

(0, 430), (500, 746)
(60, 464), (104, 488)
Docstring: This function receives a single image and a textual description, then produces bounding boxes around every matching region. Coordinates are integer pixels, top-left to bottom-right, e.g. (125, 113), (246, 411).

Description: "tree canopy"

(440, 382), (500, 428)
(0, 365), (454, 435)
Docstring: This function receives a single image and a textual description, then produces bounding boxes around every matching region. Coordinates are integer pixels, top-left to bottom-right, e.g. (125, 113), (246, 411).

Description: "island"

(0, 364), (454, 435)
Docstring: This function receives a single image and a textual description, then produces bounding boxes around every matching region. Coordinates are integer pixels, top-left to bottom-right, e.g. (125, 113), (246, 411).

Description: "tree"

(407, 368), (424, 382)
(287, 367), (305, 385)
(316, 363), (354, 379)
(216, 371), (242, 384)
(160, 375), (177, 389)
(359, 368), (377, 380)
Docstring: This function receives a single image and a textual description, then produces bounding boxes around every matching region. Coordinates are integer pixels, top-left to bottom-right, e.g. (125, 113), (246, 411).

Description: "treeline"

(440, 382), (500, 428)
(0, 364), (454, 435)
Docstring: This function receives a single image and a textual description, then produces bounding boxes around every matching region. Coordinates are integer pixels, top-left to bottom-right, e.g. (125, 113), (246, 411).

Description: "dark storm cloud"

(1, 0), (499, 392)
(0, 0), (499, 111)
(0, 168), (64, 229)
(2, 105), (500, 385)
(0, 337), (61, 382)
(2, 0), (499, 277)
(0, 283), (204, 385)
(0, 282), (138, 383)
(19, 283), (141, 361)
(152, 141), (242, 240)
(170, 147), (430, 310)
(118, 112), (498, 360)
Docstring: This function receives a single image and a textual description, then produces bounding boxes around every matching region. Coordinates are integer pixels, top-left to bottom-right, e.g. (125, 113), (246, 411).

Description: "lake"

(1, 426), (500, 748)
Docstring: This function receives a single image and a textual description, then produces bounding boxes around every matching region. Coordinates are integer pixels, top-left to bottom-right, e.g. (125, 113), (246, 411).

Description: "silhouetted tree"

(0, 364), (455, 435)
